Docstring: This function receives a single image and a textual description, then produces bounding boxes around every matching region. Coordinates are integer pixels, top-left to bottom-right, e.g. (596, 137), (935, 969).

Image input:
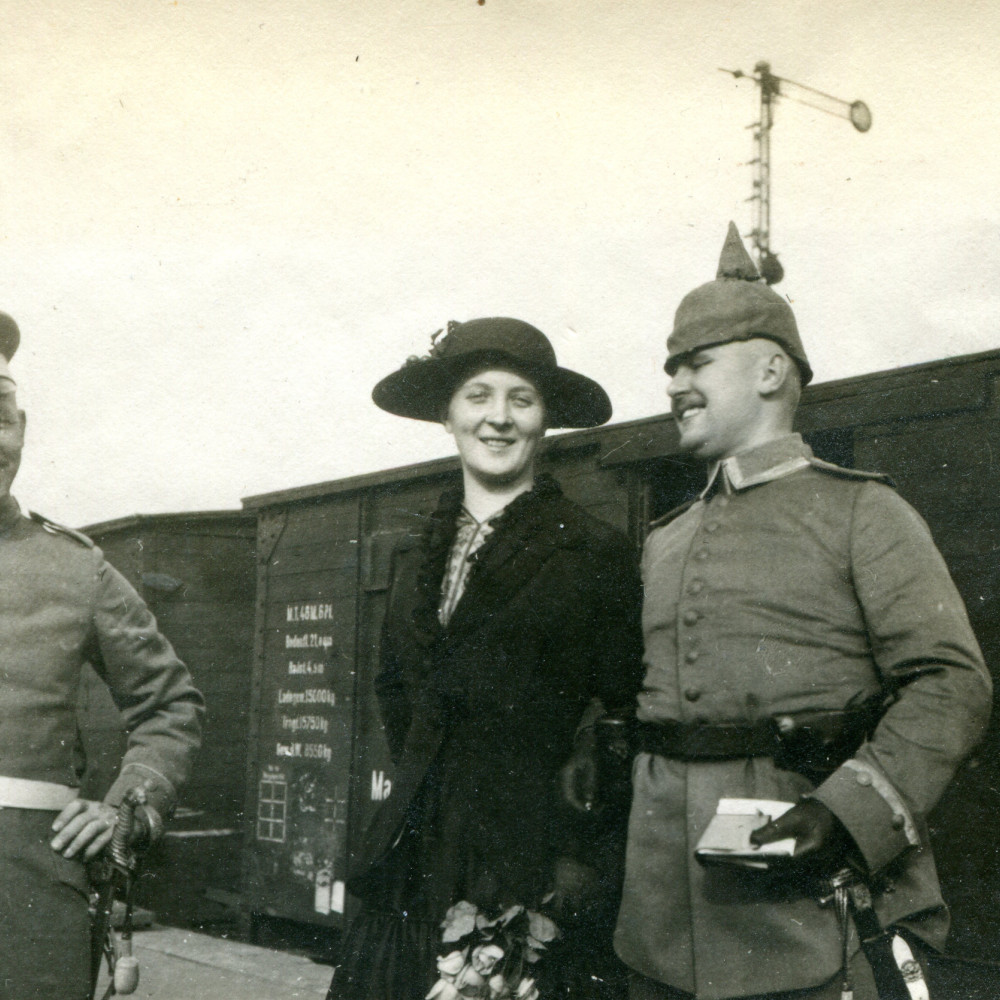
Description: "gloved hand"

(749, 797), (851, 874)
(559, 732), (598, 814)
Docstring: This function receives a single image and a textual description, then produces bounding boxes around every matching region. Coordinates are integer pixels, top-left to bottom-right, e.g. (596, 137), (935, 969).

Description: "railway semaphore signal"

(720, 61), (871, 285)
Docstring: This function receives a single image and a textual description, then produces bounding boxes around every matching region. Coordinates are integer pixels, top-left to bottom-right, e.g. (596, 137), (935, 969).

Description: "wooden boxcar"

(79, 510), (256, 927)
(241, 347), (1000, 961)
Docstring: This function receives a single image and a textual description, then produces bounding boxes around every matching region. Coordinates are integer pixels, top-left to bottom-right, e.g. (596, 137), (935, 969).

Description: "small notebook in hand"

(694, 798), (797, 869)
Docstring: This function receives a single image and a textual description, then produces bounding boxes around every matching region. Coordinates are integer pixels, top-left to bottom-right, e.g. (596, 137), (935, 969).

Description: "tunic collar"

(0, 494), (21, 535)
(702, 433), (813, 496)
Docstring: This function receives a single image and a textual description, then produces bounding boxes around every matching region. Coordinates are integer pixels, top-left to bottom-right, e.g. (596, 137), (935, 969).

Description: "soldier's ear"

(758, 349), (793, 398)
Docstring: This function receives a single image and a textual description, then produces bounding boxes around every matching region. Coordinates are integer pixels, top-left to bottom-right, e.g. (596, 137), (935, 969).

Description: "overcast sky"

(2, 1), (998, 525)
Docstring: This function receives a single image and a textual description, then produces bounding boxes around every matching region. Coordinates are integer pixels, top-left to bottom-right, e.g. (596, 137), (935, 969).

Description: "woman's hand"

(549, 856), (599, 920)
(560, 732), (598, 813)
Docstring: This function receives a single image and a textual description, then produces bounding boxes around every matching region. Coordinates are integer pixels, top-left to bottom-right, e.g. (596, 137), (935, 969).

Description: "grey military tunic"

(614, 434), (991, 999)
(0, 494), (203, 999)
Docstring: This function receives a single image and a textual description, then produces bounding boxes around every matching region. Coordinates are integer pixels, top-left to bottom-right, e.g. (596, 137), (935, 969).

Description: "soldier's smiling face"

(667, 341), (769, 460)
(0, 392), (26, 501)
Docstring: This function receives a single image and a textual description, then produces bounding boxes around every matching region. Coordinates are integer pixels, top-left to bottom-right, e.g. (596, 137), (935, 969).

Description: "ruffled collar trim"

(409, 473), (563, 652)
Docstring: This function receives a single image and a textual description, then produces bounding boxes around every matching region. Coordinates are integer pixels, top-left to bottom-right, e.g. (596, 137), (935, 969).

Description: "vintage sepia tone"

(1, 1), (998, 996)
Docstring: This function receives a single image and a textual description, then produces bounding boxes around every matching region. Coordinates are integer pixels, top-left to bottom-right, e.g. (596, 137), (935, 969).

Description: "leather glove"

(749, 797), (851, 874)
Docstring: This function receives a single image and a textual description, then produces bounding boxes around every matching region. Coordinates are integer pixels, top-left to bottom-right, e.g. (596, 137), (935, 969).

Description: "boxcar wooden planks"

(241, 495), (362, 927)
(80, 510), (256, 927)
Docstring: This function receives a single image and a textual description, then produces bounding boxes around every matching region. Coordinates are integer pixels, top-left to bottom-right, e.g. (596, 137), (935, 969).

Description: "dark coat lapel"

(440, 475), (577, 643)
(348, 475), (587, 886)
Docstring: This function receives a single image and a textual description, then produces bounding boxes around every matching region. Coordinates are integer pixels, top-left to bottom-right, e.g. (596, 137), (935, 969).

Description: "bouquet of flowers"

(427, 900), (561, 1000)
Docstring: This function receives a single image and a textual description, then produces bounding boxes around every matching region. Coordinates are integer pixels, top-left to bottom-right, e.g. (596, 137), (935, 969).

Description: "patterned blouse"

(437, 507), (500, 627)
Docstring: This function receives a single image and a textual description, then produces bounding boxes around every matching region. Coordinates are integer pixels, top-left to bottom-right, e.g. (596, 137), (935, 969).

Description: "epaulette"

(29, 511), (95, 548)
(806, 456), (895, 488)
(648, 497), (698, 532)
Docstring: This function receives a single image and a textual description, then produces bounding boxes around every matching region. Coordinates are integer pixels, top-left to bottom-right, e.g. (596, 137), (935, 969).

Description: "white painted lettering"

(371, 770), (393, 801)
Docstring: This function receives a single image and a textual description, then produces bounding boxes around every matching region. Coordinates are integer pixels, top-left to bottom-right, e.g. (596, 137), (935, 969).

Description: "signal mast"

(720, 62), (871, 284)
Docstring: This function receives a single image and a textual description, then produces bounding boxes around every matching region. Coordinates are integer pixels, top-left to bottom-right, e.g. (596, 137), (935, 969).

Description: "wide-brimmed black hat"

(372, 317), (612, 428)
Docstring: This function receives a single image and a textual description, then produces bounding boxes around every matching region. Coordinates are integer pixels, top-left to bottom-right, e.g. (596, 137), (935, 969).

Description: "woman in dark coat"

(328, 317), (643, 1000)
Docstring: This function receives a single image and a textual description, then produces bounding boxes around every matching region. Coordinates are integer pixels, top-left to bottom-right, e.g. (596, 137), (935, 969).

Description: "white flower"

(515, 977), (539, 1000)
(498, 904), (525, 926)
(526, 910), (559, 944)
(471, 944), (505, 976)
(427, 978), (461, 1000)
(442, 901), (479, 943)
(437, 950), (467, 978)
(455, 965), (486, 990)
(488, 973), (508, 998)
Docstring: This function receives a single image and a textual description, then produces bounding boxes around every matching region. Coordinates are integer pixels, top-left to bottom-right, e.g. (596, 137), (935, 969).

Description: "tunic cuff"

(812, 758), (918, 873)
(105, 762), (177, 820)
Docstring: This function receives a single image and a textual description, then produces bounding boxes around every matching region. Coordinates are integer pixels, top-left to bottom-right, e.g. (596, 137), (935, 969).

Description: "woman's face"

(444, 368), (546, 489)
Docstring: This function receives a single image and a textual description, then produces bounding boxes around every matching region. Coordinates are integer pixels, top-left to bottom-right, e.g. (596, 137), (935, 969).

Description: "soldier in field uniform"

(0, 312), (204, 1000)
(614, 226), (992, 1000)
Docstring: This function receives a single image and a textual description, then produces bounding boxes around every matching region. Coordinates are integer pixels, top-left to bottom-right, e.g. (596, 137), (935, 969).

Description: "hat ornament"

(405, 320), (460, 365)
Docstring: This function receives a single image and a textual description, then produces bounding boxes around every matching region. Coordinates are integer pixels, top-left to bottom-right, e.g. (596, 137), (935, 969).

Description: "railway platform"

(93, 924), (334, 1000)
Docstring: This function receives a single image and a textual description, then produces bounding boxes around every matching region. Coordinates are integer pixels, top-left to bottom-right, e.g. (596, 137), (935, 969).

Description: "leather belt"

(636, 719), (780, 761)
(0, 776), (79, 811)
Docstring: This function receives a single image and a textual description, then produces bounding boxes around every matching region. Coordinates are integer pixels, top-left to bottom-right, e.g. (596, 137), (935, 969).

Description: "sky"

(2, 0), (998, 525)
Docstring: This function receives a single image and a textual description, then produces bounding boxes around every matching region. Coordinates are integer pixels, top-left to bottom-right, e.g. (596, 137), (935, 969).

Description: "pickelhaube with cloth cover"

(665, 222), (813, 385)
(0, 311), (19, 395)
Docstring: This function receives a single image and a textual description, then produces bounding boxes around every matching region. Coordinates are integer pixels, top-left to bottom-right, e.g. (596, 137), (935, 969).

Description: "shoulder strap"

(28, 511), (95, 548)
(648, 497), (698, 532)
(806, 457), (895, 488)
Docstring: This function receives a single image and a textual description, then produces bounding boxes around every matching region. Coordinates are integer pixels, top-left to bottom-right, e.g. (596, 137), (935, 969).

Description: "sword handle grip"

(110, 786), (147, 869)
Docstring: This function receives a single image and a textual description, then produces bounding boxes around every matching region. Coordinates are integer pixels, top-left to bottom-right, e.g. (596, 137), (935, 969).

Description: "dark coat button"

(684, 688), (701, 702)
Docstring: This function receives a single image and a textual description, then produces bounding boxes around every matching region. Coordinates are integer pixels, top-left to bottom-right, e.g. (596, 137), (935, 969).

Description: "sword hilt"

(110, 786), (147, 872)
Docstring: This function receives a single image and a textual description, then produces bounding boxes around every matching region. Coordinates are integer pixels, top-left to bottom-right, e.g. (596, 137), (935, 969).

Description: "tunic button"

(891, 814), (906, 831)
(688, 580), (704, 595)
(685, 649), (699, 664)
(705, 521), (720, 533)
(856, 772), (873, 787)
(683, 610), (700, 626)
(695, 549), (709, 561)
(684, 688), (702, 702)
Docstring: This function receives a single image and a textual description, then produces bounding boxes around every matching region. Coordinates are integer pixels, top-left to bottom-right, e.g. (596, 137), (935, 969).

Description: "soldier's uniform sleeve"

(811, 481), (993, 872)
(87, 552), (205, 822)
